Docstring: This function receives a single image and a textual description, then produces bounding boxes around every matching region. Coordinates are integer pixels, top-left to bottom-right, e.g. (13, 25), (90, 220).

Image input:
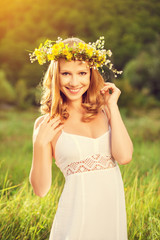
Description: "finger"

(53, 123), (64, 133)
(103, 86), (115, 90)
(101, 85), (116, 92)
(48, 115), (60, 124)
(100, 86), (111, 93)
(103, 83), (116, 88)
(103, 83), (116, 89)
(104, 82), (115, 85)
(50, 118), (62, 127)
(51, 115), (60, 121)
(44, 114), (51, 122)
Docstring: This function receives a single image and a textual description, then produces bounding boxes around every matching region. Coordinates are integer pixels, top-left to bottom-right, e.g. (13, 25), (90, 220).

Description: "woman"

(29, 37), (133, 240)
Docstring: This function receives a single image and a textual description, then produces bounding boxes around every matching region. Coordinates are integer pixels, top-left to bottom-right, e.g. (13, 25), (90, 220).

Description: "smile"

(66, 87), (82, 94)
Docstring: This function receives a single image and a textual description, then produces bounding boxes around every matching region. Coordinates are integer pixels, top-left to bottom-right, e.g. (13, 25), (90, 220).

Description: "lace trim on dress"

(64, 154), (116, 177)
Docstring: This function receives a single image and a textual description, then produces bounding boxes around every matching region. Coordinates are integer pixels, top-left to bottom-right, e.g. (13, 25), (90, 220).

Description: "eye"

(61, 72), (69, 76)
(80, 72), (87, 75)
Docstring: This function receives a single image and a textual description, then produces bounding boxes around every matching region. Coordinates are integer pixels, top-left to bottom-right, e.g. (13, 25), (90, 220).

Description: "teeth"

(67, 88), (81, 92)
(70, 89), (79, 92)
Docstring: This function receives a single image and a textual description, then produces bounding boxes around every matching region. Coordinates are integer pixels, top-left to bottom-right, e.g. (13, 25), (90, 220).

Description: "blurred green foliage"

(0, 70), (16, 103)
(0, 0), (160, 108)
(123, 37), (160, 99)
(15, 79), (28, 109)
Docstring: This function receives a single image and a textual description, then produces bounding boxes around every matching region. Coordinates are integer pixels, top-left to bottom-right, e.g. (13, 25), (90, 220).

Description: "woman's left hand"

(100, 82), (121, 108)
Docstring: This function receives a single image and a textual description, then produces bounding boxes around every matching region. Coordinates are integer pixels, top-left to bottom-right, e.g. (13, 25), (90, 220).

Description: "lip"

(66, 87), (82, 94)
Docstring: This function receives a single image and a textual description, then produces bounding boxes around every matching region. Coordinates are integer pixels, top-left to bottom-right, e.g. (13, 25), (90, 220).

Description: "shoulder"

(33, 114), (49, 130)
(32, 114), (49, 142)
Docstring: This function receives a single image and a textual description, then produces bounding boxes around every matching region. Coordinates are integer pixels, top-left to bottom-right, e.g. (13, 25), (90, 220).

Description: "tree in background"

(123, 36), (160, 100)
(0, 70), (16, 104)
(15, 79), (28, 109)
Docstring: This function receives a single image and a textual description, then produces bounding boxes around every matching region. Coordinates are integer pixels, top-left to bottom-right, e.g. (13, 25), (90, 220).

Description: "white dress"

(49, 110), (128, 240)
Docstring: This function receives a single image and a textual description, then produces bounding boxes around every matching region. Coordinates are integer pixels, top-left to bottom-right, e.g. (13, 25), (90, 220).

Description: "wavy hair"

(39, 37), (107, 122)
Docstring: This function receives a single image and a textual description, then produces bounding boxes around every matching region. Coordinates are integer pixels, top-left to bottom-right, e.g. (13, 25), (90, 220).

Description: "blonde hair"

(39, 37), (106, 122)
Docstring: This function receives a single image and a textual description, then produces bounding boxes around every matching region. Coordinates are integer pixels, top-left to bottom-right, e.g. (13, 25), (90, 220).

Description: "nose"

(69, 74), (79, 87)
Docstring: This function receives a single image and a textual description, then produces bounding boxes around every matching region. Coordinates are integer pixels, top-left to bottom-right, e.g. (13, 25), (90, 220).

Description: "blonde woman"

(29, 37), (133, 240)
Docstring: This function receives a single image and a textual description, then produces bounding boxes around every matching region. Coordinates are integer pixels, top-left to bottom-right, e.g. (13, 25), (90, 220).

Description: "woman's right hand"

(33, 114), (64, 146)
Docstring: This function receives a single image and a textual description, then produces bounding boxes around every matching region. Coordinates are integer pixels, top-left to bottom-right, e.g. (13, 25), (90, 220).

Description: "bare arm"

(29, 114), (64, 197)
(29, 143), (52, 197)
(104, 104), (133, 165)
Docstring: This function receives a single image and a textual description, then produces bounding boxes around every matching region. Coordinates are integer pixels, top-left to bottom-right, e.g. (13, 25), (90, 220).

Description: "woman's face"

(59, 59), (91, 104)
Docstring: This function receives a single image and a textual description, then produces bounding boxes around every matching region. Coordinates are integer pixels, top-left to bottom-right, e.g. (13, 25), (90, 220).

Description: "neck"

(67, 99), (84, 113)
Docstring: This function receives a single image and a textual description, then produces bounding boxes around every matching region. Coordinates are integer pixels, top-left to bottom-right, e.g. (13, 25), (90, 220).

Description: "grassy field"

(0, 106), (160, 240)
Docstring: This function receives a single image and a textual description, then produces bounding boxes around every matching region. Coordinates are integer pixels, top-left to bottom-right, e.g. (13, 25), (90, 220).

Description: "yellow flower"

(48, 54), (54, 60)
(97, 56), (102, 61)
(59, 42), (64, 48)
(52, 48), (59, 55)
(52, 43), (61, 51)
(78, 42), (85, 50)
(85, 48), (93, 57)
(62, 49), (69, 55)
(96, 50), (100, 55)
(34, 49), (42, 57)
(66, 52), (73, 60)
(37, 56), (44, 65)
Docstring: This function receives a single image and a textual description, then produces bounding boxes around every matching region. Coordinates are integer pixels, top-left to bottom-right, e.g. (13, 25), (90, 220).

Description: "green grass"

(0, 107), (160, 239)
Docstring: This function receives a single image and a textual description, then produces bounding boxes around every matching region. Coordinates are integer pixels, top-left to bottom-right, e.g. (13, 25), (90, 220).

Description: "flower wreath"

(29, 36), (122, 77)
